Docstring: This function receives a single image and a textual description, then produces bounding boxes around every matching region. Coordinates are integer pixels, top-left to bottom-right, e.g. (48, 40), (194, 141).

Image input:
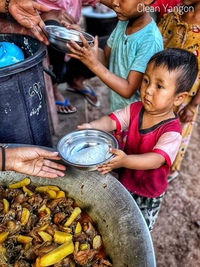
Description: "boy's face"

(140, 62), (181, 115)
(111, 0), (153, 21)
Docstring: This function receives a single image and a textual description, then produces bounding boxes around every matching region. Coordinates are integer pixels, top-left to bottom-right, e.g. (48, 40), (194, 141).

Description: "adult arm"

(0, 147), (66, 178)
(0, 0), (51, 45)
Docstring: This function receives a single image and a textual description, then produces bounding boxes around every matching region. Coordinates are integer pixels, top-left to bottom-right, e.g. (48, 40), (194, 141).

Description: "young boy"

(76, 48), (198, 230)
(67, 0), (163, 112)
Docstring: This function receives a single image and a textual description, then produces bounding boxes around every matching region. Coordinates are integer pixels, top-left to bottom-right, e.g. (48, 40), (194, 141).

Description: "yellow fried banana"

(36, 185), (60, 192)
(39, 241), (74, 266)
(38, 205), (51, 215)
(22, 186), (34, 196)
(38, 231), (53, 243)
(0, 232), (9, 244)
(80, 243), (89, 251)
(17, 235), (33, 244)
(2, 198), (9, 214)
(9, 177), (31, 189)
(21, 207), (30, 226)
(54, 231), (72, 244)
(55, 190), (66, 198)
(75, 222), (82, 234)
(64, 207), (82, 227)
(93, 235), (102, 249)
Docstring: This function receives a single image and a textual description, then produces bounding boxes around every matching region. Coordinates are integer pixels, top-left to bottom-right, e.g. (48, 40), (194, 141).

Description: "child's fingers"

(80, 33), (90, 47)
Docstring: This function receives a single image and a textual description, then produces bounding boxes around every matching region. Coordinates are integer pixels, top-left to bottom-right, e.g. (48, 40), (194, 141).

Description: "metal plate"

(44, 26), (94, 53)
(57, 129), (118, 171)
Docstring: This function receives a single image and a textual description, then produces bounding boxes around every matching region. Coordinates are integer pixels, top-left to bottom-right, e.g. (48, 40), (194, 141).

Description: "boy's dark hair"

(148, 48), (198, 94)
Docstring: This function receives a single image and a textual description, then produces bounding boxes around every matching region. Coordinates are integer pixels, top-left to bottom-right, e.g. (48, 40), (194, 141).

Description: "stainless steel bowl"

(44, 25), (94, 53)
(57, 129), (118, 171)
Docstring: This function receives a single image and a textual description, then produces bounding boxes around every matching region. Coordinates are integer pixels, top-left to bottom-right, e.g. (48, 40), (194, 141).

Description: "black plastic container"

(82, 7), (118, 37)
(0, 34), (52, 147)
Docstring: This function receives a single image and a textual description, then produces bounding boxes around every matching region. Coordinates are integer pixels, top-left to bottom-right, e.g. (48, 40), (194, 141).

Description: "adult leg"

(45, 20), (76, 114)
(64, 35), (110, 107)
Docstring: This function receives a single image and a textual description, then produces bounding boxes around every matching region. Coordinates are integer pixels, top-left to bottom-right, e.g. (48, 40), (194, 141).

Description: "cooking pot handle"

(42, 64), (56, 80)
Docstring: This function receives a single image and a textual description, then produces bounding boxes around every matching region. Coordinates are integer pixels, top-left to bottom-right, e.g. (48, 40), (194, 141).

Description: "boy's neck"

(126, 13), (152, 35)
(142, 110), (176, 129)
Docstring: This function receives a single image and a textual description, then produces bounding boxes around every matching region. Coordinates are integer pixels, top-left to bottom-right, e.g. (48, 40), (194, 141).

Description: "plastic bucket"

(82, 7), (118, 37)
(0, 33), (52, 147)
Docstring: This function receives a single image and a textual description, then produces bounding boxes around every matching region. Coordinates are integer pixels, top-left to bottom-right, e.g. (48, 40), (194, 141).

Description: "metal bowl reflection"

(57, 129), (118, 171)
(44, 25), (94, 53)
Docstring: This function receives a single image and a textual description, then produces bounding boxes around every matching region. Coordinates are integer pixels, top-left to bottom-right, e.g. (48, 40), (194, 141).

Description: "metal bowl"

(44, 25), (94, 53)
(57, 129), (118, 171)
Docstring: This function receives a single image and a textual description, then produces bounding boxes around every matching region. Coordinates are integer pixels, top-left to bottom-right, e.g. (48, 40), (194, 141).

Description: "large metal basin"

(0, 160), (156, 266)
(0, 170), (156, 266)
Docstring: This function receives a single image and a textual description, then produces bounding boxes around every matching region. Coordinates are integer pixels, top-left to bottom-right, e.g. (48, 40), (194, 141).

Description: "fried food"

(0, 178), (112, 266)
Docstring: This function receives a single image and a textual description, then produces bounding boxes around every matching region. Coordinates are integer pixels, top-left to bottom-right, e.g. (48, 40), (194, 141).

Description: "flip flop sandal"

(55, 99), (77, 114)
(66, 85), (101, 107)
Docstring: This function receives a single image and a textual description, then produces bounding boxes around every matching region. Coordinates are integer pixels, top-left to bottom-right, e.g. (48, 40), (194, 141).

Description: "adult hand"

(97, 148), (126, 174)
(178, 105), (196, 123)
(6, 147), (66, 178)
(9, 0), (51, 45)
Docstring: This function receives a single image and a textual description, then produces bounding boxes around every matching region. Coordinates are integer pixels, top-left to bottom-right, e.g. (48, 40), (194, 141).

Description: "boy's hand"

(77, 123), (93, 130)
(62, 22), (81, 31)
(97, 148), (127, 174)
(66, 34), (99, 67)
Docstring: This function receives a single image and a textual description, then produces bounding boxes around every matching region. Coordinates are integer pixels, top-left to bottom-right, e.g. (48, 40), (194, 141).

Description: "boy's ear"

(174, 92), (189, 107)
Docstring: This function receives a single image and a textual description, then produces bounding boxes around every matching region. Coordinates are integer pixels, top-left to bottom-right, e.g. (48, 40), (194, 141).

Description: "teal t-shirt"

(107, 19), (164, 112)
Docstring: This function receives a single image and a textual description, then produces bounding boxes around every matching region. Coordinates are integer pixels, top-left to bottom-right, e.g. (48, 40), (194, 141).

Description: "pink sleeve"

(153, 132), (182, 166)
(37, 0), (99, 21)
(110, 105), (131, 131)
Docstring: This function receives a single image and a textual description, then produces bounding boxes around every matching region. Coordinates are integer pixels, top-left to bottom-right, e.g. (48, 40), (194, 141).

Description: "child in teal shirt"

(67, 0), (163, 111)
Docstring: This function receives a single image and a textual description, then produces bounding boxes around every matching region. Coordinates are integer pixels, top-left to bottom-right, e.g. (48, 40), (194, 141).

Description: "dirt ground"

(52, 76), (200, 267)
(151, 114), (200, 267)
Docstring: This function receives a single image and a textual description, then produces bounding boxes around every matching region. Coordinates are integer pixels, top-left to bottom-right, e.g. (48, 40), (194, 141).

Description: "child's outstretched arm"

(67, 34), (143, 99)
(77, 116), (117, 132)
(98, 150), (166, 175)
